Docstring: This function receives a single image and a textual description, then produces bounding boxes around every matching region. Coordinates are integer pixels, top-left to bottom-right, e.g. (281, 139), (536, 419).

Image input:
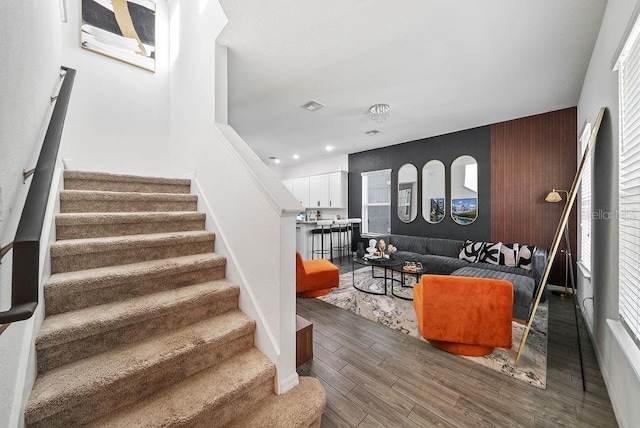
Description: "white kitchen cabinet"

(309, 174), (330, 208)
(329, 171), (347, 208)
(291, 176), (310, 207)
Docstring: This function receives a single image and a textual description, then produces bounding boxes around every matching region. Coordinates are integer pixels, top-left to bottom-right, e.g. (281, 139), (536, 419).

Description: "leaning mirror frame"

(397, 163), (418, 223)
(450, 155), (478, 225)
(422, 160), (446, 224)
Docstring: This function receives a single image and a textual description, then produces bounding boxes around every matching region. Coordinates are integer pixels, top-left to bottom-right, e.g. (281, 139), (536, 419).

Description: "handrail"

(0, 66), (76, 327)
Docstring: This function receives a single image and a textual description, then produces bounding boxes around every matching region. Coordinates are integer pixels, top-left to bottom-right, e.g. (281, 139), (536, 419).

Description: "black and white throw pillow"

(500, 243), (519, 267)
(479, 242), (502, 265)
(517, 245), (536, 270)
(459, 240), (485, 263)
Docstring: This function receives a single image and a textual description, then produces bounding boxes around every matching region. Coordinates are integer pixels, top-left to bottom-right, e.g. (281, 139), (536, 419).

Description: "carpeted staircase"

(24, 170), (324, 427)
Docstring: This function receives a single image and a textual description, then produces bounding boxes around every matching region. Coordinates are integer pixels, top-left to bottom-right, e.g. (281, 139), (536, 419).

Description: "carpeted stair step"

(56, 211), (206, 240)
(60, 190), (198, 213)
(25, 311), (256, 428)
(87, 348), (276, 428)
(64, 170), (192, 194)
(229, 377), (325, 428)
(45, 253), (226, 316)
(36, 279), (239, 373)
(50, 231), (215, 274)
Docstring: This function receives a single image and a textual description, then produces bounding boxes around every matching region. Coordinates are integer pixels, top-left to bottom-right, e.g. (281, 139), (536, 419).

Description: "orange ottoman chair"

(296, 252), (339, 297)
(413, 274), (513, 356)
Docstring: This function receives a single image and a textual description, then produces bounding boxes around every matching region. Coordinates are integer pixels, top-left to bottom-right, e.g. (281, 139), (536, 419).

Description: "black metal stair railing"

(0, 66), (76, 328)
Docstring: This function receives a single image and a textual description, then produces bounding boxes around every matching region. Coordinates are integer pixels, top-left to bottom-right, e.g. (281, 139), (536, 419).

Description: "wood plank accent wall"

(491, 107), (577, 285)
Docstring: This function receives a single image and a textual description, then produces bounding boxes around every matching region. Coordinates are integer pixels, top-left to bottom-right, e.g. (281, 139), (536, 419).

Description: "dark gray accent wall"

(349, 126), (491, 242)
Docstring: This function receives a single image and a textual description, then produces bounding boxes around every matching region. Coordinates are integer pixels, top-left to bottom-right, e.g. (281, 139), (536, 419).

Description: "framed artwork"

(451, 197), (477, 225)
(81, 0), (156, 72)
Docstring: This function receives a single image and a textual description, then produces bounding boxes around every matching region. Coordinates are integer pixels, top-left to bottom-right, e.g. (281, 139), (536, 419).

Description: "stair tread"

(56, 211), (205, 225)
(50, 230), (214, 256)
(47, 253), (225, 288)
(60, 189), (197, 200)
(26, 310), (256, 421)
(229, 377), (325, 428)
(64, 170), (192, 186)
(38, 279), (239, 349)
(88, 348), (275, 428)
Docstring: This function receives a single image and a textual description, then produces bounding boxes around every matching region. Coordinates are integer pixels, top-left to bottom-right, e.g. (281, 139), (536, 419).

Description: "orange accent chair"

(413, 274), (513, 356)
(296, 252), (339, 297)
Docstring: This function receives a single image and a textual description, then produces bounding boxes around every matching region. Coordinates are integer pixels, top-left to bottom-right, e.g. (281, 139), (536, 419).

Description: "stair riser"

(27, 333), (255, 428)
(192, 380), (273, 428)
(38, 294), (239, 373)
(46, 265), (225, 316)
(64, 178), (191, 194)
(60, 199), (197, 213)
(51, 239), (214, 274)
(56, 218), (206, 240)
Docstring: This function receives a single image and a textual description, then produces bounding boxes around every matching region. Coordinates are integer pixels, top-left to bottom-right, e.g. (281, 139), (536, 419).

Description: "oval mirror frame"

(422, 160), (446, 224)
(450, 155), (478, 225)
(398, 163), (418, 223)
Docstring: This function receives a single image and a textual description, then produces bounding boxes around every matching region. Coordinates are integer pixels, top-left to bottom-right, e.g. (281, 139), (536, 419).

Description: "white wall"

(0, 1), (62, 425)
(577, 1), (640, 427)
(167, 0), (302, 393)
(58, 0), (174, 177)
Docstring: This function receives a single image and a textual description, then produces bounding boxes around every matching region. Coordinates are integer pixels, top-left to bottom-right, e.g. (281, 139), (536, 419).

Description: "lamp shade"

(545, 190), (563, 203)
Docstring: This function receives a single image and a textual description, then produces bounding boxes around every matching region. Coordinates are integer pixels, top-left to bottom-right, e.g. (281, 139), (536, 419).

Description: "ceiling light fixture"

(368, 103), (390, 124)
(268, 156), (281, 164)
(293, 154), (299, 159)
(365, 130), (381, 135)
(325, 145), (334, 152)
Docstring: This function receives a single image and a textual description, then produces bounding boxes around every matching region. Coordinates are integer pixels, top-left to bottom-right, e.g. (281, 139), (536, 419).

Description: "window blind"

(579, 123), (593, 272)
(618, 21), (640, 346)
(361, 170), (391, 234)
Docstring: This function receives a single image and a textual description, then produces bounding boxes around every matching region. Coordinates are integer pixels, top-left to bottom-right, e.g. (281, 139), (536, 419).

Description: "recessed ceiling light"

(365, 130), (381, 135)
(293, 154), (299, 159)
(300, 100), (325, 112)
(325, 145), (334, 152)
(268, 156), (280, 164)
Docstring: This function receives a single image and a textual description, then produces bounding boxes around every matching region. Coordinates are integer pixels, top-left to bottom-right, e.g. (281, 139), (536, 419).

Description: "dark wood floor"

(296, 260), (617, 428)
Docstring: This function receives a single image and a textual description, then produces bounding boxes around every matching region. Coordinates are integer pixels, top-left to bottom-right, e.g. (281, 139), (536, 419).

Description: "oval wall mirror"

(398, 164), (418, 223)
(422, 160), (446, 224)
(450, 155), (478, 225)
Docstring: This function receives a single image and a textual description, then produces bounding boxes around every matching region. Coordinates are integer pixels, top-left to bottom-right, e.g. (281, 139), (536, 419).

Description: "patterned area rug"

(316, 267), (548, 389)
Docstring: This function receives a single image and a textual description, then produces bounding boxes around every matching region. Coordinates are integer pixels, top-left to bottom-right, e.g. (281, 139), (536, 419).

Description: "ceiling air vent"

(300, 100), (325, 112)
(365, 130), (381, 135)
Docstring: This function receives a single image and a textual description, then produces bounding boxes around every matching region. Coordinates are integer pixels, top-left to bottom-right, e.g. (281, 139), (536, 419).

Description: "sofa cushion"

(478, 242), (501, 265)
(500, 243), (519, 267)
(388, 234), (429, 254)
(425, 237), (465, 258)
(459, 240), (485, 263)
(517, 245), (536, 271)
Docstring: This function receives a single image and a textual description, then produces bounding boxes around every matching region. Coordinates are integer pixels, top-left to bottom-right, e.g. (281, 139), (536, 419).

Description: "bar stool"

(311, 220), (334, 261)
(347, 218), (362, 255)
(331, 219), (350, 262)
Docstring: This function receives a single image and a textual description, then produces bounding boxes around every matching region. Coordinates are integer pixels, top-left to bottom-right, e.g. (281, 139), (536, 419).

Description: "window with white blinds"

(617, 18), (640, 348)
(361, 169), (391, 234)
(579, 123), (593, 272)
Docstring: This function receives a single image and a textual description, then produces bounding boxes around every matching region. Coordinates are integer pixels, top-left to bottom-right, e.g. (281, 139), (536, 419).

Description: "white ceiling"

(217, 0), (608, 168)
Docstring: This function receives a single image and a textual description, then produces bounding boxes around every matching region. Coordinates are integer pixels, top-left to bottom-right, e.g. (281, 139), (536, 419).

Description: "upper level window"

(361, 169), (391, 234)
(579, 123), (593, 274)
(616, 16), (640, 348)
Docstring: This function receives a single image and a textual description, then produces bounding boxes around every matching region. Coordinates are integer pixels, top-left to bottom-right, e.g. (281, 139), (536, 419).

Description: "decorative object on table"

(378, 239), (386, 255)
(356, 242), (365, 259)
(387, 244), (397, 260)
(403, 261), (422, 272)
(517, 106), (604, 390)
(81, 0), (157, 72)
(316, 268), (548, 389)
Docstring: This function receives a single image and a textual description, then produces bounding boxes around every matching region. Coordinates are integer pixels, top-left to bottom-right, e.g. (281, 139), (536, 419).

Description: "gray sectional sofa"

(368, 234), (548, 320)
